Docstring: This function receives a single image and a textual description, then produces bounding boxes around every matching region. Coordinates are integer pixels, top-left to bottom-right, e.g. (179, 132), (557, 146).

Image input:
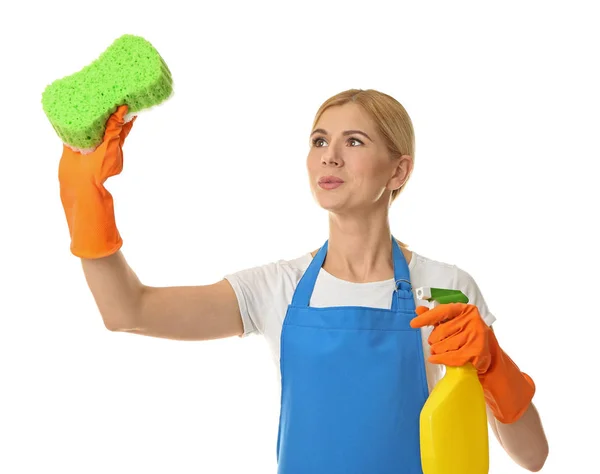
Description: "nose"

(321, 147), (342, 167)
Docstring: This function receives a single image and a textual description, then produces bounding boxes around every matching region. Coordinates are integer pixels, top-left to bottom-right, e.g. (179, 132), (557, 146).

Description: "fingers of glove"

(97, 106), (133, 181)
(119, 115), (136, 145)
(410, 303), (467, 328)
(427, 316), (467, 345)
(428, 349), (474, 367)
(103, 105), (129, 142)
(99, 145), (124, 181)
(58, 106), (129, 188)
(433, 333), (491, 373)
(429, 329), (470, 356)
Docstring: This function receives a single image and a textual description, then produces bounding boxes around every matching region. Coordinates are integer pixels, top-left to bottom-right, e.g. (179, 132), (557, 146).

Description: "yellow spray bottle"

(414, 287), (489, 474)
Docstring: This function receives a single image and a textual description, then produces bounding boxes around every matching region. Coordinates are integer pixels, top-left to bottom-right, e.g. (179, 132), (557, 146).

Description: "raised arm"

(58, 106), (243, 341)
(81, 251), (243, 340)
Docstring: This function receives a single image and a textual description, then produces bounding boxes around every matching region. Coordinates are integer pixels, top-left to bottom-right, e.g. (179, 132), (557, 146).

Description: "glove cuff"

(61, 183), (123, 259)
(479, 331), (536, 424)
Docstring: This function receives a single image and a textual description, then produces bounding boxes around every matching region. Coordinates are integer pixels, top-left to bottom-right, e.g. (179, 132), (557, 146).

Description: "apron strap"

(291, 236), (414, 311)
(291, 240), (328, 307)
(391, 237), (414, 312)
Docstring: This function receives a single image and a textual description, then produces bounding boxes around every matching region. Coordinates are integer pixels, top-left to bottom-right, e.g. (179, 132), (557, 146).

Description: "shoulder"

(224, 252), (312, 337)
(224, 251), (312, 291)
(409, 251), (487, 300)
(452, 265), (497, 327)
(407, 251), (496, 327)
(409, 249), (456, 276)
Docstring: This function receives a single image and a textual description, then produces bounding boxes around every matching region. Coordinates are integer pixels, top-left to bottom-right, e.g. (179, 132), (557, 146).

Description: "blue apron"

(276, 237), (429, 474)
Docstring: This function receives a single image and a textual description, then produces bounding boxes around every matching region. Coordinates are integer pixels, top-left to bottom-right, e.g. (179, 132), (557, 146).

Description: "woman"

(58, 89), (549, 472)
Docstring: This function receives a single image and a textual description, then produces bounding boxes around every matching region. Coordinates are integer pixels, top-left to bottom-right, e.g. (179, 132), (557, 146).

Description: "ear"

(387, 154), (413, 191)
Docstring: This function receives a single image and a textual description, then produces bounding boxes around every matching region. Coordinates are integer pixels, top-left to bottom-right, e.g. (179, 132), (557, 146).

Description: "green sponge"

(41, 34), (173, 151)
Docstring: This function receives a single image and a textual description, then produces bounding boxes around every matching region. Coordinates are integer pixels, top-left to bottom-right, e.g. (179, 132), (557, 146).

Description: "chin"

(314, 196), (348, 213)
(311, 186), (351, 212)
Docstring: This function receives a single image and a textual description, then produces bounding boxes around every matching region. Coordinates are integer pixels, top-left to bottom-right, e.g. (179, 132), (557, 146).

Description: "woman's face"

(307, 103), (411, 214)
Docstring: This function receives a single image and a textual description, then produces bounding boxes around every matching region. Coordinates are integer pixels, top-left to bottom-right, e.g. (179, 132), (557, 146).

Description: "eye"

(311, 137), (364, 147)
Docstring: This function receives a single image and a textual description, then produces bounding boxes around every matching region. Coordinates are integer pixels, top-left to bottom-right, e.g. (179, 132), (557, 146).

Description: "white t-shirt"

(224, 249), (496, 393)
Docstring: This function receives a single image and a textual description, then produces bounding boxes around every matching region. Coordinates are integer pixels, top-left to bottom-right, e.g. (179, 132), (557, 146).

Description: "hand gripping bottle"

(415, 287), (489, 474)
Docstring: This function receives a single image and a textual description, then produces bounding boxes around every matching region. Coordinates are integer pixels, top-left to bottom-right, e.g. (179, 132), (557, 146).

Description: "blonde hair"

(311, 89), (415, 205)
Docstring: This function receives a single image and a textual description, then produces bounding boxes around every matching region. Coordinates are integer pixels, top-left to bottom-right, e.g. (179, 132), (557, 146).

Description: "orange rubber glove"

(58, 105), (135, 259)
(411, 303), (535, 424)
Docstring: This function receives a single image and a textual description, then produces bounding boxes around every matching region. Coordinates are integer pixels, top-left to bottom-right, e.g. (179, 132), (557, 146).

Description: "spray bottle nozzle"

(414, 287), (469, 309)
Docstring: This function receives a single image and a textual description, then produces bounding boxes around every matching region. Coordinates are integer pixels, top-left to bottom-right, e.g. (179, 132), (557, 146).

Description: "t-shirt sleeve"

(224, 261), (283, 338)
(454, 266), (497, 327)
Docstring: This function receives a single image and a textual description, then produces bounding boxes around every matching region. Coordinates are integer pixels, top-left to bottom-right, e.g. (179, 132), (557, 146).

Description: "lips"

(318, 176), (344, 184)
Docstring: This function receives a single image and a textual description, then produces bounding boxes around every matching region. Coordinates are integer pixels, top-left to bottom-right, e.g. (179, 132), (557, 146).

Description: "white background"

(1, 1), (598, 472)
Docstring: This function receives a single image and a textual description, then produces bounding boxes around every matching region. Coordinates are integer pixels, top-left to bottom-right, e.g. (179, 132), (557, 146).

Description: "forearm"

(488, 402), (549, 472)
(81, 250), (145, 330)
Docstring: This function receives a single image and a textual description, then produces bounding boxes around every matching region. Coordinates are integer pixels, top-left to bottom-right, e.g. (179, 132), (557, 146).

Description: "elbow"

(103, 288), (147, 332)
(525, 461), (546, 473)
(103, 318), (126, 332)
(105, 320), (140, 333)
(523, 446), (549, 472)
(102, 311), (140, 332)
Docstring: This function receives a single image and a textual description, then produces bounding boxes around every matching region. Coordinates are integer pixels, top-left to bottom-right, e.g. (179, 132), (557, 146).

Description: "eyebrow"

(310, 128), (373, 142)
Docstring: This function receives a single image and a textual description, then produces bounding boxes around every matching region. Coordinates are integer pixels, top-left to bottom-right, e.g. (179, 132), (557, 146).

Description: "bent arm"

(81, 251), (144, 330)
(488, 403), (549, 472)
(81, 251), (244, 340)
(484, 328), (549, 471)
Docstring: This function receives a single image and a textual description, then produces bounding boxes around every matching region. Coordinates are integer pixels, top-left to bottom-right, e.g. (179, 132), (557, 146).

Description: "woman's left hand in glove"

(411, 303), (535, 424)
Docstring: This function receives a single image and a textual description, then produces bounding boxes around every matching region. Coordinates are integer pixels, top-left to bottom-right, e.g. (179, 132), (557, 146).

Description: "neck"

(324, 206), (396, 283)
